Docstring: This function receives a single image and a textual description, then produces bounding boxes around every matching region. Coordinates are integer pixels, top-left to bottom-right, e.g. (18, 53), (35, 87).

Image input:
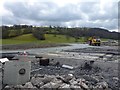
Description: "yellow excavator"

(88, 36), (101, 46)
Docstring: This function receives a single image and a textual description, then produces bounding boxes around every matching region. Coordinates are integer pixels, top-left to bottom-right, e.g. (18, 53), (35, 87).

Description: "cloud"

(3, 2), (83, 22)
(1, 0), (119, 32)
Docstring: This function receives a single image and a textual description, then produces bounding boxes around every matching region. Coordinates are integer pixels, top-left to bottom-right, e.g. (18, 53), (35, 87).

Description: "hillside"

(1, 25), (120, 40)
(1, 34), (38, 45)
(1, 34), (86, 45)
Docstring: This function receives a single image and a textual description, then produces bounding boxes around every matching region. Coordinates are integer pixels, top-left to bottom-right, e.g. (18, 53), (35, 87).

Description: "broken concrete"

(1, 45), (119, 90)
(3, 74), (112, 90)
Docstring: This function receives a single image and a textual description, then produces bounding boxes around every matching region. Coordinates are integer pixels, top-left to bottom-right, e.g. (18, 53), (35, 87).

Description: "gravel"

(1, 46), (119, 90)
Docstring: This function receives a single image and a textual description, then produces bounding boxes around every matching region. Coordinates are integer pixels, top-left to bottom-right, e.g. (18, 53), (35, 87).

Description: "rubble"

(1, 45), (119, 90)
(24, 82), (35, 88)
(102, 40), (118, 46)
(31, 77), (44, 88)
(3, 74), (113, 90)
(95, 81), (108, 89)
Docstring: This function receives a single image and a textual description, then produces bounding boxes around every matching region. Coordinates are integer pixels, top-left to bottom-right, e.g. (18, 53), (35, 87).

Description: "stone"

(56, 74), (73, 84)
(60, 83), (70, 88)
(49, 82), (62, 88)
(63, 74), (74, 82)
(96, 81), (108, 89)
(31, 77), (44, 88)
(101, 82), (108, 89)
(4, 85), (13, 89)
(35, 74), (45, 78)
(40, 83), (52, 88)
(76, 78), (86, 83)
(15, 85), (24, 88)
(42, 75), (55, 84)
(4, 85), (25, 89)
(68, 74), (73, 77)
(113, 77), (119, 81)
(70, 85), (81, 90)
(40, 81), (62, 89)
(52, 78), (63, 86)
(70, 78), (78, 85)
(80, 82), (89, 90)
(24, 82), (35, 88)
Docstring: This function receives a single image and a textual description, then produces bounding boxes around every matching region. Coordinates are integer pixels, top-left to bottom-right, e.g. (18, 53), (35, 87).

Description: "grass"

(0, 34), (85, 45)
(0, 34), (38, 45)
(42, 34), (83, 43)
(0, 34), (110, 45)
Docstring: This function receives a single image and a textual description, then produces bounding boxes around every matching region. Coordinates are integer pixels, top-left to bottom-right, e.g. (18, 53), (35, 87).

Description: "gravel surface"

(1, 45), (119, 90)
(1, 43), (68, 50)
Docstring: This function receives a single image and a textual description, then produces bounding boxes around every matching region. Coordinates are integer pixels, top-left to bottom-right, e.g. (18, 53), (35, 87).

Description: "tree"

(2, 26), (10, 39)
(32, 27), (45, 40)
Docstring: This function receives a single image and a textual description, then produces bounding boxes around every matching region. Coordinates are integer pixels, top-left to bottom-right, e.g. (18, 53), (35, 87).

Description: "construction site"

(1, 0), (119, 89)
(0, 40), (119, 90)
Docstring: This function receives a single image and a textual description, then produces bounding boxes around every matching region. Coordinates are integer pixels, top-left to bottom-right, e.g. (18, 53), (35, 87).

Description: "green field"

(0, 34), (38, 45)
(0, 34), (86, 45)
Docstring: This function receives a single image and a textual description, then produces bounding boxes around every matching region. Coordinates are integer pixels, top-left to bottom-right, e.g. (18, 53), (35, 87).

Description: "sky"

(0, 0), (119, 32)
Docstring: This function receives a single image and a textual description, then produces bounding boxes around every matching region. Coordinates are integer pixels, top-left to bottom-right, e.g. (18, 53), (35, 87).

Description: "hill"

(1, 25), (119, 40)
(1, 34), (86, 45)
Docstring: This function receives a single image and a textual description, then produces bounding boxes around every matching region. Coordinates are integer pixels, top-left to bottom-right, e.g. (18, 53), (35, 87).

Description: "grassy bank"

(0, 34), (85, 45)
(0, 34), (109, 45)
(0, 34), (38, 45)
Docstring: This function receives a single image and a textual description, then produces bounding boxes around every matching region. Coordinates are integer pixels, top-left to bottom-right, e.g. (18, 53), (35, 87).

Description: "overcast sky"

(0, 0), (119, 32)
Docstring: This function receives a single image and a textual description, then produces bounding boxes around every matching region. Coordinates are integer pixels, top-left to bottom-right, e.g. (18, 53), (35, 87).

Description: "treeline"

(0, 25), (120, 40)
(1, 25), (32, 39)
(46, 26), (120, 40)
